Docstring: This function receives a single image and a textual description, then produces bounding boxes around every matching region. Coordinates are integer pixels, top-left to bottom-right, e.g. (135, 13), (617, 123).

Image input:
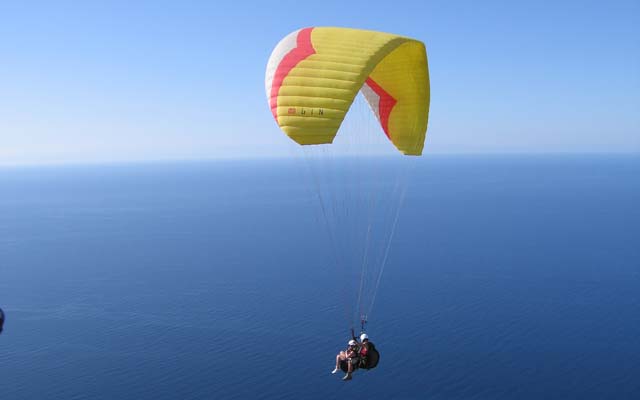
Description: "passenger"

(332, 339), (359, 380)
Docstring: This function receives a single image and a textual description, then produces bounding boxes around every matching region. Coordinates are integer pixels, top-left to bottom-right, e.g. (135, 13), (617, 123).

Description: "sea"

(0, 155), (639, 399)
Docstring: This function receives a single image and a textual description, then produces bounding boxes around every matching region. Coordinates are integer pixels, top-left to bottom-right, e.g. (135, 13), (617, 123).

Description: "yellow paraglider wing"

(265, 27), (430, 155)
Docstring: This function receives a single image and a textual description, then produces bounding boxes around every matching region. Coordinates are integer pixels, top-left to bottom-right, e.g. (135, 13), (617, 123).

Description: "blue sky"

(1, 0), (638, 165)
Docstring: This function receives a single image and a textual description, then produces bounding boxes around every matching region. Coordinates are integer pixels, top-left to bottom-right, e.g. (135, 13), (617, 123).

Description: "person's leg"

(332, 352), (345, 373)
(343, 360), (353, 380)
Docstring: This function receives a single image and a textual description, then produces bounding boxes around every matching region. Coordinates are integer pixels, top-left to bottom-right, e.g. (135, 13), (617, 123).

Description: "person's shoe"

(342, 374), (352, 381)
(331, 368), (339, 374)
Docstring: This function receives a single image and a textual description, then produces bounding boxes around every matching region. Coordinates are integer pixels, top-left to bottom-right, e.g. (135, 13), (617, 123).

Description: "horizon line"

(1, 150), (639, 169)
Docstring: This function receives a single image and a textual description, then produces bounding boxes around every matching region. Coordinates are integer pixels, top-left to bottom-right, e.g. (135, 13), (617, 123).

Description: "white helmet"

(360, 333), (369, 341)
(348, 339), (357, 346)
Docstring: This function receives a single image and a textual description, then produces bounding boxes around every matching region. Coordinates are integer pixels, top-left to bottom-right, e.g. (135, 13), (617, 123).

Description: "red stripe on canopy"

(270, 28), (316, 120)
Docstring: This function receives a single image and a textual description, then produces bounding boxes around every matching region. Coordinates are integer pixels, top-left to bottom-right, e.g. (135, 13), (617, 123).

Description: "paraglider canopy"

(266, 26), (430, 155)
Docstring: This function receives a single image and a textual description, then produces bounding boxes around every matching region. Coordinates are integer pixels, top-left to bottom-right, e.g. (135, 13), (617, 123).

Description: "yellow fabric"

(368, 41), (430, 155)
(267, 27), (430, 155)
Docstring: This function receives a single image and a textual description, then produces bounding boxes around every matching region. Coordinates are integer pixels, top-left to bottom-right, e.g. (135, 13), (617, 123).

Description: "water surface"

(1, 155), (639, 399)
